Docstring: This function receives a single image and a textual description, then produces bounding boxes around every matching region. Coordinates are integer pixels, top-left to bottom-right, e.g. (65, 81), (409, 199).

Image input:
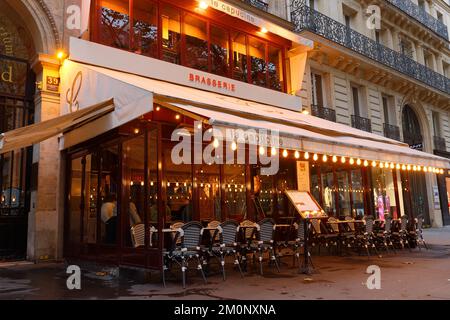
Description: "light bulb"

(231, 141), (237, 151)
(356, 159), (362, 166)
(349, 158), (355, 165)
(341, 156), (346, 164)
(332, 155), (338, 163)
(259, 146), (265, 155)
(199, 0), (209, 10)
(313, 154), (318, 161)
(364, 160), (369, 167)
(304, 152), (310, 160)
(372, 161), (377, 167)
(283, 150), (288, 158)
(322, 155), (328, 162)
(294, 151), (300, 159)
(271, 147), (277, 156)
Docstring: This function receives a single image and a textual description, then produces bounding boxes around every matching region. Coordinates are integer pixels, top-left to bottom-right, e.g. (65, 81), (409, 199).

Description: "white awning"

(59, 60), (450, 169)
(0, 99), (114, 155)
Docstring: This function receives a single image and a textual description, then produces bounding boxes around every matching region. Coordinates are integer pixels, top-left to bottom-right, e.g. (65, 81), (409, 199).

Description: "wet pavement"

(1, 227), (450, 300)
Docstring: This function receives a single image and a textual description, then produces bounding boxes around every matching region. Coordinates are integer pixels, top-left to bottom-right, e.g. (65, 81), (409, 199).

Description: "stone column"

(27, 54), (63, 262)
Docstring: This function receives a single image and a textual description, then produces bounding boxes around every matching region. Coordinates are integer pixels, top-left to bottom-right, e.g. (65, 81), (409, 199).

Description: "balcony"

(291, 3), (450, 96)
(385, 0), (448, 41)
(311, 105), (336, 122)
(383, 123), (401, 141)
(242, 0), (269, 11)
(403, 132), (423, 148)
(351, 115), (372, 132)
(434, 136), (447, 152)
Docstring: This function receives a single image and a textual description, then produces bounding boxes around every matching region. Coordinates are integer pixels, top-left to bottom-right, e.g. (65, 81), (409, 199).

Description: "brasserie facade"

(0, 0), (449, 268)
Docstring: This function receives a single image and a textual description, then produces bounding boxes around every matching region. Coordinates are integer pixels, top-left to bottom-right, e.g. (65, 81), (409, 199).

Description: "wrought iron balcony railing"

(291, 3), (450, 96)
(311, 105), (337, 122)
(242, 0), (269, 11)
(351, 115), (372, 132)
(383, 123), (401, 141)
(385, 0), (448, 41)
(434, 136), (447, 152)
(403, 132), (423, 147)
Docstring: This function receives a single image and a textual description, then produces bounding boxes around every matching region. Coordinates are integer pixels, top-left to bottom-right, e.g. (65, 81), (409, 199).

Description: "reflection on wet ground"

(0, 227), (449, 300)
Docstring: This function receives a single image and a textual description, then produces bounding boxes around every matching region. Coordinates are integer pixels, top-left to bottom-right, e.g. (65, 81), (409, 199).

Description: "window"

(437, 11), (444, 23)
(371, 168), (398, 220)
(351, 169), (365, 217)
(133, 0), (158, 58)
(223, 164), (246, 220)
(344, 15), (351, 28)
(375, 30), (380, 44)
(164, 142), (193, 223)
(249, 36), (267, 88)
(423, 49), (434, 70)
(311, 73), (324, 107)
(352, 86), (360, 117)
(232, 32), (248, 83)
(432, 111), (441, 137)
(418, 0), (426, 11)
(184, 14), (208, 72)
(321, 164), (336, 216)
(196, 164), (221, 222)
(210, 24), (230, 77)
(382, 96), (389, 124)
(268, 46), (283, 91)
(84, 154), (99, 244)
(161, 4), (181, 64)
(68, 158), (83, 245)
(275, 160), (297, 217)
(98, 0), (130, 50)
(399, 37), (414, 59)
(336, 168), (351, 218)
(252, 165), (274, 219)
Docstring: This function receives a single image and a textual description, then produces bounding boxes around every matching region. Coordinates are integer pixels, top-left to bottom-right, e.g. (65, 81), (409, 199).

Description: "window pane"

(252, 166), (274, 219)
(223, 164), (246, 220)
(371, 168), (397, 220)
(351, 169), (365, 217)
(196, 164), (221, 222)
(68, 158), (82, 244)
(249, 36), (266, 87)
(147, 127), (159, 248)
(164, 143), (192, 223)
(99, 145), (120, 244)
(336, 169), (350, 218)
(268, 46), (283, 91)
(310, 164), (321, 205)
(123, 135), (145, 248)
(276, 161), (296, 217)
(184, 14), (208, 72)
(84, 154), (98, 244)
(232, 32), (248, 82)
(133, 0), (158, 58)
(210, 25), (229, 77)
(1, 153), (11, 211)
(321, 165), (336, 216)
(99, 0), (130, 50)
(161, 5), (181, 64)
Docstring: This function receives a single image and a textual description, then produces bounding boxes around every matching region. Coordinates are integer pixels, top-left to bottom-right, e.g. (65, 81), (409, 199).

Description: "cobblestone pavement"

(1, 227), (450, 300)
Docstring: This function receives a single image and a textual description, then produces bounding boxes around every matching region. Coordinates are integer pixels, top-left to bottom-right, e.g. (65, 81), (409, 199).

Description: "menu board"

(285, 190), (328, 219)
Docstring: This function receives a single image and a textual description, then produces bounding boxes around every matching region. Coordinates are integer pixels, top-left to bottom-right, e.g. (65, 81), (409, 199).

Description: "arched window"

(402, 105), (423, 149)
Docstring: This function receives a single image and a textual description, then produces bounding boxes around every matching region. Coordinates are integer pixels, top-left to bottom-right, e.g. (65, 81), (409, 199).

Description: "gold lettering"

(1, 66), (13, 83)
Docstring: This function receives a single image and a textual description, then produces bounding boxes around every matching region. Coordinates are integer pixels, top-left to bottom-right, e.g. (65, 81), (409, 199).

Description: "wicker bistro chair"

(131, 224), (157, 248)
(391, 215), (412, 251)
(206, 220), (244, 280)
(162, 221), (207, 289)
(310, 218), (338, 255)
(238, 220), (259, 272)
(354, 216), (379, 259)
(255, 218), (281, 275)
(327, 217), (355, 253)
(410, 215), (428, 250)
(375, 215), (396, 254)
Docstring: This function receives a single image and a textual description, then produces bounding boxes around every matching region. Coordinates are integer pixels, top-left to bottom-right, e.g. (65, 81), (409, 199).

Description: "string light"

(213, 139), (220, 148)
(304, 152), (310, 160)
(283, 150), (288, 158)
(313, 154), (318, 161)
(356, 158), (362, 166)
(231, 141), (237, 151)
(379, 162), (384, 169)
(396, 164), (401, 170)
(271, 147), (277, 156)
(407, 165), (411, 171)
(372, 161), (377, 167)
(402, 164), (406, 171)
(259, 146), (265, 155)
(440, 169), (444, 174)
(349, 158), (355, 165)
(332, 155), (338, 163)
(413, 165), (417, 171)
(294, 151), (300, 159)
(390, 163), (395, 169)
(423, 166), (428, 172)
(322, 154), (328, 162)
(341, 156), (346, 164)
(364, 160), (369, 167)
(198, 0), (209, 9)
